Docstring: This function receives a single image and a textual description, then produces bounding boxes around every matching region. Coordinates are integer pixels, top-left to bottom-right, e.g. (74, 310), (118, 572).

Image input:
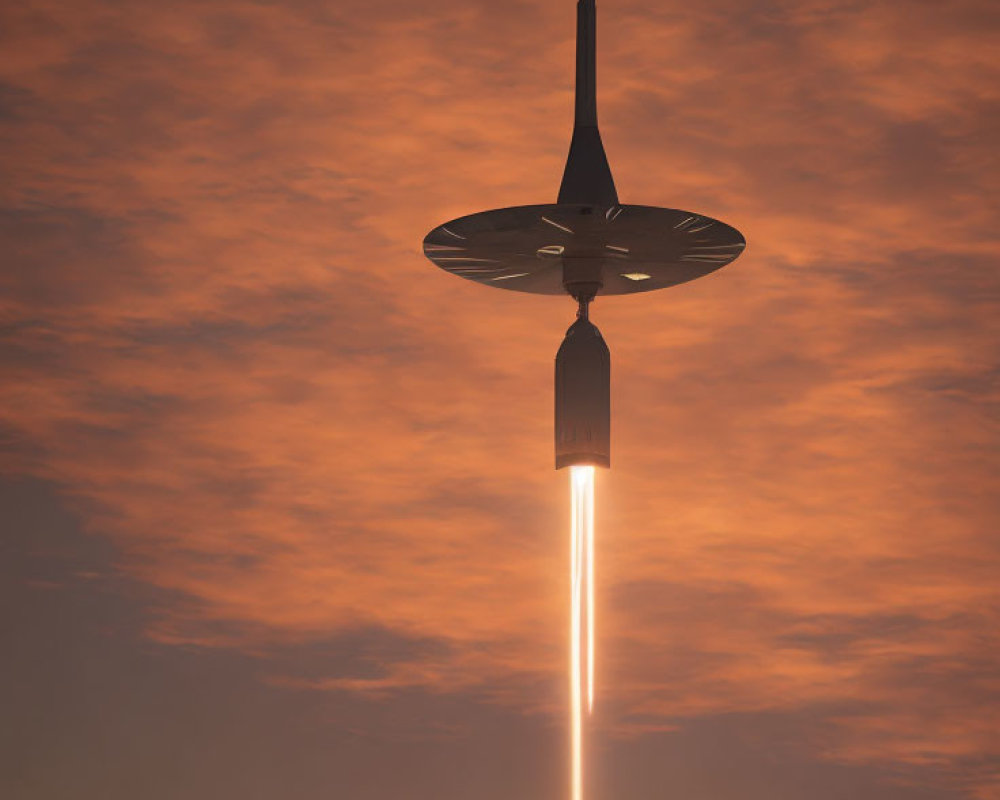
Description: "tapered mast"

(558, 0), (619, 207)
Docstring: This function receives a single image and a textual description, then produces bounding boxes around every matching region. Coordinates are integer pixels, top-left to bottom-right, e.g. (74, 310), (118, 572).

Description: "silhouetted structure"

(423, 0), (745, 468)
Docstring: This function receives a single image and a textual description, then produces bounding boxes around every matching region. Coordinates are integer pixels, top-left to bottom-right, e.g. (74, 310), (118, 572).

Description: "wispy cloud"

(1, 0), (997, 795)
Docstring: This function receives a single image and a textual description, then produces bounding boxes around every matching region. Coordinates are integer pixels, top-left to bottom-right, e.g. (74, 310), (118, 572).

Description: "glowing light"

(570, 465), (596, 800)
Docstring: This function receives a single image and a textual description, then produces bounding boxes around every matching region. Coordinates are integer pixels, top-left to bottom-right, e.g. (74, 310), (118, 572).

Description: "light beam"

(570, 464), (595, 800)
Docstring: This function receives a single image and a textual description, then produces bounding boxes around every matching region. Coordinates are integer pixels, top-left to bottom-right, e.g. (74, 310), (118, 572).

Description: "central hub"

(562, 257), (604, 303)
(561, 205), (608, 302)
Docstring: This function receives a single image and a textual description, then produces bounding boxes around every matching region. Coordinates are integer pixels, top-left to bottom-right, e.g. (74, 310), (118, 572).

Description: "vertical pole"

(575, 0), (598, 127)
(558, 0), (618, 207)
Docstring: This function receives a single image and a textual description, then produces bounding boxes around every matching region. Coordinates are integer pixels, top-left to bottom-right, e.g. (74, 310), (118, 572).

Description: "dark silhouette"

(558, 0), (618, 208)
(423, 0), (745, 468)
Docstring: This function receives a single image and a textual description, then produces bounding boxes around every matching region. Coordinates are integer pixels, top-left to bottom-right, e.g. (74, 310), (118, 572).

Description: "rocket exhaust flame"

(587, 473), (595, 716)
(570, 464), (595, 800)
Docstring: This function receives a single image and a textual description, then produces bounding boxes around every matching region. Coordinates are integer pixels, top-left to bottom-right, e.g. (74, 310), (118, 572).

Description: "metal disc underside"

(423, 204), (745, 295)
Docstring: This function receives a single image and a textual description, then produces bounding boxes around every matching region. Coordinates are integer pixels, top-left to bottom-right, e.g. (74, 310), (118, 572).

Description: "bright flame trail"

(570, 465), (595, 800)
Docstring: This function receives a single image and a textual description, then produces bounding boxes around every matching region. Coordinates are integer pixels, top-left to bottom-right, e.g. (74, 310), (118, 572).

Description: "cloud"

(1, 0), (998, 795)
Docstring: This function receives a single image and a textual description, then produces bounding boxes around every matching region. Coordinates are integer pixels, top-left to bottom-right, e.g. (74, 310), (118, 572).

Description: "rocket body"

(555, 317), (611, 469)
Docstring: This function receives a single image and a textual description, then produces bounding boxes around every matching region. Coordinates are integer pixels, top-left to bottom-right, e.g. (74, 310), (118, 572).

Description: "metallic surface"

(423, 203), (745, 296)
(555, 317), (610, 469)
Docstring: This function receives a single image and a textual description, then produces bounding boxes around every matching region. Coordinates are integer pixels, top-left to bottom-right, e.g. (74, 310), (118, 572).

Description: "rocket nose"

(564, 316), (605, 340)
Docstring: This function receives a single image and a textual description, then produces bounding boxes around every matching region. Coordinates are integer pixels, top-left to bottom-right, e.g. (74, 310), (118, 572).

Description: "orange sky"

(1, 0), (998, 798)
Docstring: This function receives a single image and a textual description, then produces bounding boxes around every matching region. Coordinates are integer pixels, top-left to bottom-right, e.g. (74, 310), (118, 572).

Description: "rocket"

(422, 0), (746, 470)
(555, 312), (610, 469)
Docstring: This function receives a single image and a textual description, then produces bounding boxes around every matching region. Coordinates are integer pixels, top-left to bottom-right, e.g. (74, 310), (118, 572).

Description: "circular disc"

(423, 204), (745, 295)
